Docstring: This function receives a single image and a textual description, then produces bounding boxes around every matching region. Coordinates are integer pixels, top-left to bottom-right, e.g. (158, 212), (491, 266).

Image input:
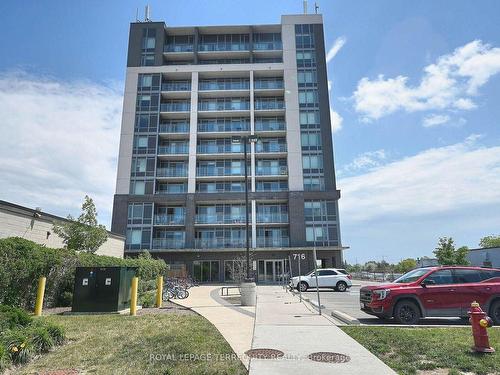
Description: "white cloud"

(326, 37), (347, 63)
(353, 40), (500, 120)
(338, 135), (500, 222)
(340, 150), (387, 175)
(422, 114), (450, 128)
(330, 108), (343, 133)
(0, 71), (123, 227)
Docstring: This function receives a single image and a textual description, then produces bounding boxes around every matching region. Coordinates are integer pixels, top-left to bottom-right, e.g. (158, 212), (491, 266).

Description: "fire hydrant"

(468, 301), (495, 353)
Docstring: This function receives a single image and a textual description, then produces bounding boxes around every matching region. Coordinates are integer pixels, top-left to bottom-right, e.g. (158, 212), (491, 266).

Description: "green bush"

(0, 237), (166, 309)
(139, 290), (156, 308)
(44, 322), (65, 346)
(0, 305), (32, 330)
(28, 324), (54, 353)
(4, 330), (32, 365)
(0, 345), (8, 372)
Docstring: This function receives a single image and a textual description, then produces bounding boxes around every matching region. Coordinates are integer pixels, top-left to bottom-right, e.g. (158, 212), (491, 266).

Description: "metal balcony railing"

(157, 145), (189, 155)
(254, 80), (284, 90)
(156, 168), (188, 177)
(197, 167), (244, 177)
(152, 238), (185, 249)
(154, 214), (185, 225)
(253, 41), (283, 51)
(256, 166), (288, 176)
(195, 238), (246, 248)
(160, 103), (191, 112)
(256, 213), (289, 223)
(195, 214), (248, 224)
(255, 143), (287, 153)
(256, 237), (290, 247)
(197, 144), (243, 154)
(158, 123), (189, 133)
(254, 121), (285, 131)
(198, 43), (249, 52)
(164, 44), (194, 53)
(161, 82), (191, 91)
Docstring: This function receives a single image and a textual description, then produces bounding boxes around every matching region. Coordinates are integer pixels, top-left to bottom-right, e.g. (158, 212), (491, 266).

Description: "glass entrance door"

(258, 259), (287, 283)
(193, 260), (220, 282)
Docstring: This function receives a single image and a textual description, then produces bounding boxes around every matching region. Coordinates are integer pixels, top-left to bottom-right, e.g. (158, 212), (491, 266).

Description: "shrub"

(139, 290), (156, 308)
(44, 322), (65, 346)
(0, 238), (167, 309)
(0, 345), (8, 372)
(28, 325), (54, 353)
(4, 330), (32, 365)
(0, 305), (32, 330)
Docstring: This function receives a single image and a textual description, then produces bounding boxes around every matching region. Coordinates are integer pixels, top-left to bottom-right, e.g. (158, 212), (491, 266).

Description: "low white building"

(0, 200), (124, 258)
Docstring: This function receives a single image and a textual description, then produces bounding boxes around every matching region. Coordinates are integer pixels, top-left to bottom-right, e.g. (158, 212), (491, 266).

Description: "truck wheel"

(298, 281), (308, 292)
(394, 300), (421, 325)
(490, 300), (500, 326)
(336, 281), (348, 292)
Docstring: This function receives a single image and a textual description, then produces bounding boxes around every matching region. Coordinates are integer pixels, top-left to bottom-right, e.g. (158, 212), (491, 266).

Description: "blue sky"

(1, 0), (499, 264)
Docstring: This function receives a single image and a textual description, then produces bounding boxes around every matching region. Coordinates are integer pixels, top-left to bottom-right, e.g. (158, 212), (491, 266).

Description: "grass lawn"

(18, 313), (247, 375)
(342, 326), (500, 375)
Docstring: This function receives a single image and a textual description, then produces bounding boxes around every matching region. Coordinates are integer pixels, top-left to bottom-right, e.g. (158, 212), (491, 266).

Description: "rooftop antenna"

(303, 0), (308, 14)
(135, 8), (139, 22)
(145, 5), (151, 22)
(315, 2), (319, 14)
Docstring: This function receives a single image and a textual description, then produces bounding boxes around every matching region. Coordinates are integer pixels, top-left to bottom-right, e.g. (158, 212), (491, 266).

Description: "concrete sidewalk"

(173, 285), (255, 369)
(249, 286), (396, 375)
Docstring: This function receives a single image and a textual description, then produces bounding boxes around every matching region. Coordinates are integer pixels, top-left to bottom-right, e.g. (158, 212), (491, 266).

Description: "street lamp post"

(232, 135), (258, 305)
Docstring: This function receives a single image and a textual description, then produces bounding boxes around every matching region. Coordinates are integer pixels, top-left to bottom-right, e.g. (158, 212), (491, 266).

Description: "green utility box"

(72, 266), (137, 313)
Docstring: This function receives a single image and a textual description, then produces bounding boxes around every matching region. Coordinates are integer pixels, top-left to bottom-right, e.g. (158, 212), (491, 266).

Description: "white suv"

(290, 268), (352, 292)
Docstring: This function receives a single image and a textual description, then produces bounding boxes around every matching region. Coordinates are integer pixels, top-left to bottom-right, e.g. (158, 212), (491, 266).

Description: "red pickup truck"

(360, 266), (500, 324)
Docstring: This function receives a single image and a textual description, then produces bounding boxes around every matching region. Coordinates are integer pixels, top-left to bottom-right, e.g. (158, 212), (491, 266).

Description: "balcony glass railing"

(195, 238), (246, 248)
(256, 213), (289, 223)
(156, 168), (188, 177)
(161, 82), (191, 91)
(154, 214), (185, 225)
(198, 43), (249, 52)
(256, 166), (288, 176)
(198, 122), (249, 132)
(160, 103), (190, 112)
(255, 120), (285, 131)
(152, 238), (185, 249)
(255, 100), (285, 110)
(253, 42), (283, 50)
(195, 214), (248, 224)
(197, 167), (244, 177)
(158, 123), (189, 133)
(158, 145), (189, 155)
(255, 143), (287, 153)
(198, 101), (250, 111)
(197, 144), (243, 154)
(199, 81), (250, 91)
(256, 237), (290, 247)
(156, 184), (187, 194)
(254, 80), (284, 90)
(164, 44), (194, 53)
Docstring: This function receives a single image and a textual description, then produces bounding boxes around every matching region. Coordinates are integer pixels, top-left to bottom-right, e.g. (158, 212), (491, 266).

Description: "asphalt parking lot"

(299, 281), (468, 326)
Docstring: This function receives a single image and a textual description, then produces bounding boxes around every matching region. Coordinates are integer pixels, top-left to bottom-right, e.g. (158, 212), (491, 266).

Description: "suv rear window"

(454, 269), (481, 283)
(318, 270), (338, 276)
(479, 269), (500, 281)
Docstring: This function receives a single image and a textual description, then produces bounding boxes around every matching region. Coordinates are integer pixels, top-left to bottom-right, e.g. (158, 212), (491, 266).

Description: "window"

(135, 114), (158, 133)
(300, 110), (320, 129)
(126, 227), (151, 250)
(301, 132), (322, 150)
(453, 269), (482, 283)
(298, 90), (319, 107)
(318, 270), (337, 276)
(302, 155), (323, 169)
(127, 203), (153, 225)
(304, 177), (325, 191)
(424, 270), (453, 285)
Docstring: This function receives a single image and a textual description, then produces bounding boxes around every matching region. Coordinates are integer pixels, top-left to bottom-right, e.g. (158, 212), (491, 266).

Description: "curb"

(330, 310), (360, 325)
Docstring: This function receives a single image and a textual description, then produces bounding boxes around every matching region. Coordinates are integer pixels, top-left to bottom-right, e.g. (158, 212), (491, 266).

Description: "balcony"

(198, 43), (249, 52)
(197, 167), (244, 177)
(154, 214), (185, 226)
(156, 167), (188, 178)
(256, 213), (289, 223)
(254, 80), (284, 90)
(152, 238), (185, 249)
(195, 214), (248, 225)
(157, 145), (189, 155)
(156, 184), (187, 194)
(199, 80), (250, 91)
(255, 143), (287, 153)
(255, 99), (285, 111)
(255, 120), (286, 132)
(197, 144), (243, 154)
(198, 100), (250, 112)
(195, 238), (246, 249)
(256, 166), (288, 176)
(198, 121), (250, 133)
(161, 81), (191, 91)
(256, 237), (290, 247)
(253, 41), (283, 51)
(164, 44), (194, 53)
(158, 123), (189, 133)
(160, 102), (191, 112)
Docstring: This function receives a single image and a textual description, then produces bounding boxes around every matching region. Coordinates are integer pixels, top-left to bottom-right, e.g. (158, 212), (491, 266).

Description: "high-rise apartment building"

(111, 13), (344, 283)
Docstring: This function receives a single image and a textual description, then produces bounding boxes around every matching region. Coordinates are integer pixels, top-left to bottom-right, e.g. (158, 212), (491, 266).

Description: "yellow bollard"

(156, 276), (163, 308)
(34, 277), (46, 316)
(130, 276), (138, 316)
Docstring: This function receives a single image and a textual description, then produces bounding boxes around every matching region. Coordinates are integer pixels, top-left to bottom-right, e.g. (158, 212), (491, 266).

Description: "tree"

(433, 237), (469, 266)
(479, 235), (500, 248)
(53, 195), (108, 253)
(394, 258), (417, 273)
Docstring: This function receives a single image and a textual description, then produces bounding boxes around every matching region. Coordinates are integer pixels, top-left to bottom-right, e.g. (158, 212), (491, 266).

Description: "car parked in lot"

(360, 266), (500, 325)
(290, 268), (352, 292)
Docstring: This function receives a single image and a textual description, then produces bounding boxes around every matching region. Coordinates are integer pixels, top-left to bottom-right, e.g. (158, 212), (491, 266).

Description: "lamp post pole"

(243, 138), (251, 281)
